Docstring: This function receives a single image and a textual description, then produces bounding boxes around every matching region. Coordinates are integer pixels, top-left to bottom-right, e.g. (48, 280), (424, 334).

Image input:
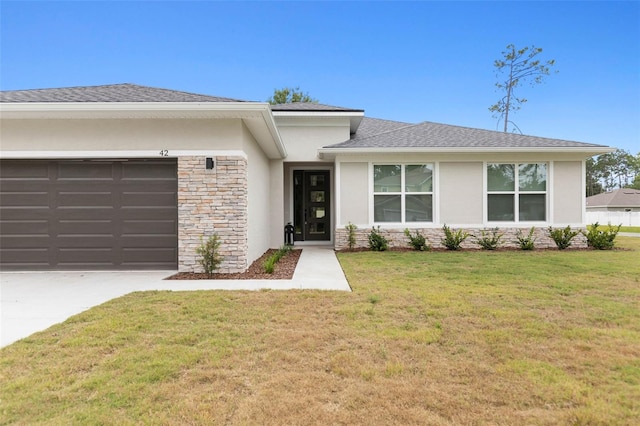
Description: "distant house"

(0, 84), (613, 272)
(585, 188), (640, 226)
(586, 188), (640, 212)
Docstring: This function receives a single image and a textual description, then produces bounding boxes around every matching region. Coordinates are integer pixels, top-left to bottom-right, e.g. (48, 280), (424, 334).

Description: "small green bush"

(263, 245), (292, 274)
(404, 228), (430, 251)
(583, 222), (621, 250)
(475, 228), (503, 250)
(263, 257), (277, 274)
(441, 224), (469, 251)
(368, 226), (389, 251)
(346, 222), (358, 250)
(516, 227), (536, 250)
(548, 226), (579, 250)
(196, 234), (223, 276)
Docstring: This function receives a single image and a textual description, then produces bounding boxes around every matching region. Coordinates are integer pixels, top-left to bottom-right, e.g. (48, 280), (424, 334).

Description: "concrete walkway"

(0, 246), (350, 348)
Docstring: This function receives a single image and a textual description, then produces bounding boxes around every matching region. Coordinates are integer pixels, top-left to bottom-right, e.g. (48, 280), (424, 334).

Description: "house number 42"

(159, 150), (169, 157)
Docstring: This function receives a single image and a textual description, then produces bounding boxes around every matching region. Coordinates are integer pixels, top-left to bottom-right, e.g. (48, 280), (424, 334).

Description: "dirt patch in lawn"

(165, 248), (301, 280)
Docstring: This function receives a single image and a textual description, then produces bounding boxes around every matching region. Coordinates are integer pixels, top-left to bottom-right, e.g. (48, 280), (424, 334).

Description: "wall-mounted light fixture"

(206, 157), (215, 170)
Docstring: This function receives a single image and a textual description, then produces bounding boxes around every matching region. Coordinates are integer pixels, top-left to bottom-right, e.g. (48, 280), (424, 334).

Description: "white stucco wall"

(333, 154), (589, 229)
(553, 161), (584, 224)
(241, 123), (274, 263)
(269, 159), (285, 248)
(0, 118), (244, 151)
(274, 117), (351, 162)
(439, 162), (484, 225)
(337, 162), (369, 226)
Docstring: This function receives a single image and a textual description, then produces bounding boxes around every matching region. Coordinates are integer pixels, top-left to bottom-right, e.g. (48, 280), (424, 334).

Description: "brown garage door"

(0, 159), (178, 270)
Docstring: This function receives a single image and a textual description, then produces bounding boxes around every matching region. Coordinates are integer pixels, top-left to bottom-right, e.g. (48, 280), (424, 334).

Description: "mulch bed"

(165, 249), (302, 280)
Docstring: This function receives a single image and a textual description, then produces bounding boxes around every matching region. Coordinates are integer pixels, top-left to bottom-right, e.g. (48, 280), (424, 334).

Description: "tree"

(267, 87), (317, 105)
(489, 44), (556, 133)
(586, 150), (640, 195)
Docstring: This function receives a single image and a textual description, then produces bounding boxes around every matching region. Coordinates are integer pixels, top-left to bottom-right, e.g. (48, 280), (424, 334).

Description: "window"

(487, 163), (547, 222)
(373, 164), (433, 223)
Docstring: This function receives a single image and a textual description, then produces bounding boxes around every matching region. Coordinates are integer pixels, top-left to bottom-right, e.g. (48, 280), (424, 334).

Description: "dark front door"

(293, 170), (330, 241)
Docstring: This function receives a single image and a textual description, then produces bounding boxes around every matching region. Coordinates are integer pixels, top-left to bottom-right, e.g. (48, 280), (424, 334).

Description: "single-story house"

(585, 188), (640, 226)
(0, 84), (613, 272)
(586, 188), (640, 212)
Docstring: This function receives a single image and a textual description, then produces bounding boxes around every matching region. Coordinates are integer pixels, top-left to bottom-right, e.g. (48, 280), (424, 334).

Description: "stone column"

(178, 156), (248, 273)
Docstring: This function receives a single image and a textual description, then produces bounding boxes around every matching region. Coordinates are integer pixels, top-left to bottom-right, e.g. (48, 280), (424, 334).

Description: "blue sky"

(1, 1), (638, 153)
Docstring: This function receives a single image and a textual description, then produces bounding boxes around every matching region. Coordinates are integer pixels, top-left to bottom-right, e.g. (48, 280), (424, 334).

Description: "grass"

(619, 226), (640, 233)
(1, 238), (639, 424)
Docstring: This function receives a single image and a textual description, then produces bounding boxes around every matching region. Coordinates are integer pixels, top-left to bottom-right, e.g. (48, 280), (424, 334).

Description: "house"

(586, 188), (640, 212)
(0, 84), (613, 272)
(585, 188), (640, 226)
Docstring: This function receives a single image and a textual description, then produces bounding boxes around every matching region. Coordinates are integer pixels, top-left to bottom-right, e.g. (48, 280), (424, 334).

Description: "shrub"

(196, 234), (223, 276)
(548, 225), (579, 250)
(516, 227), (536, 250)
(368, 227), (389, 251)
(583, 222), (621, 250)
(475, 228), (503, 250)
(441, 224), (469, 251)
(404, 228), (430, 251)
(263, 245), (292, 274)
(346, 222), (358, 250)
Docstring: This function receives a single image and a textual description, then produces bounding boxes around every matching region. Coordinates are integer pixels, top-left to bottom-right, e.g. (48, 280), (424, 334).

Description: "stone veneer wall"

(178, 156), (248, 273)
(335, 226), (588, 250)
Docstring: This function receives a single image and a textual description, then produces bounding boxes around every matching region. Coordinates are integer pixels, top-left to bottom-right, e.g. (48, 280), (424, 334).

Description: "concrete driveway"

(1, 271), (172, 347)
(0, 246), (350, 347)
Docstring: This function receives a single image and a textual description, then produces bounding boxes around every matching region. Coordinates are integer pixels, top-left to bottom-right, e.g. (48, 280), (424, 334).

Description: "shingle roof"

(586, 188), (640, 207)
(326, 120), (607, 149)
(1, 84), (364, 112)
(348, 117), (412, 139)
(0, 83), (246, 103)
(270, 102), (363, 112)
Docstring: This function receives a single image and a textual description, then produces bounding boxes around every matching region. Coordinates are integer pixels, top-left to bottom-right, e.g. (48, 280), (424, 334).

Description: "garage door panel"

(55, 235), (117, 248)
(57, 220), (114, 235)
(0, 208), (50, 221)
(55, 208), (115, 221)
(57, 162), (115, 180)
(122, 161), (176, 179)
(0, 161), (49, 178)
(57, 192), (114, 207)
(121, 192), (176, 207)
(0, 220), (49, 235)
(120, 208), (176, 222)
(121, 235), (177, 248)
(0, 248), (49, 265)
(0, 159), (177, 270)
(1, 235), (52, 249)
(57, 248), (114, 265)
(122, 220), (176, 235)
(0, 192), (49, 206)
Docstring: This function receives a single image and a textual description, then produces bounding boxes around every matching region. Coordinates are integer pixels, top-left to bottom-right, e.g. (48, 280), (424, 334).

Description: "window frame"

(485, 162), (548, 224)
(371, 163), (435, 224)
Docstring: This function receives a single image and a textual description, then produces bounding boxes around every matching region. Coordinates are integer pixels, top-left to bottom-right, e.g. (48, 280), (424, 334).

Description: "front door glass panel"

(293, 170), (330, 241)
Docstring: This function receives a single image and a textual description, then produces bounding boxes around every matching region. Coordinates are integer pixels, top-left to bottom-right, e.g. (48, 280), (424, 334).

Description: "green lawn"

(620, 226), (640, 233)
(1, 238), (639, 424)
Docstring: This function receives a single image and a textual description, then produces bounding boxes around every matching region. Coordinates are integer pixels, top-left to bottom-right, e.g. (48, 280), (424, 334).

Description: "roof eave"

(272, 110), (365, 133)
(317, 145), (614, 159)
